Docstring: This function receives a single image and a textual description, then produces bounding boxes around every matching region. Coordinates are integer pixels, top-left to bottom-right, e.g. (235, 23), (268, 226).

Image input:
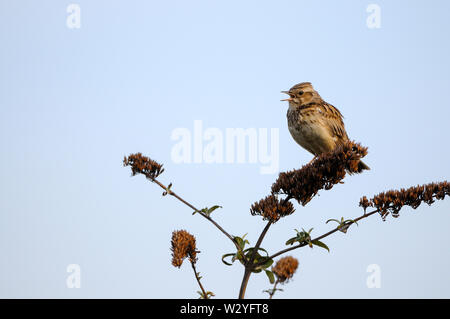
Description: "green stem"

(238, 221), (273, 299)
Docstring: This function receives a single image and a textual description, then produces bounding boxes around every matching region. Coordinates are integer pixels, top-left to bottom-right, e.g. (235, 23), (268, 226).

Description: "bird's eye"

(298, 91), (304, 96)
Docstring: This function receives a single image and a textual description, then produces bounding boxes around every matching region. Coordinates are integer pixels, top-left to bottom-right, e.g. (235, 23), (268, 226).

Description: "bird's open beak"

(281, 91), (293, 102)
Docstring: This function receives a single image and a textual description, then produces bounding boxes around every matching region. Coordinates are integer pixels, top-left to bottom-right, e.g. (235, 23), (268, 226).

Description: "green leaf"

(256, 258), (274, 270)
(162, 183), (173, 196)
(243, 247), (270, 261)
(192, 209), (199, 215)
(344, 219), (358, 226)
(196, 205), (223, 216)
(235, 250), (245, 263)
(255, 247), (269, 257)
(206, 205), (222, 216)
(311, 240), (330, 252)
(285, 228), (313, 246)
(221, 253), (236, 266)
(263, 258), (274, 269)
(234, 236), (244, 250)
(233, 234), (250, 250)
(285, 236), (297, 245)
(265, 270), (275, 284)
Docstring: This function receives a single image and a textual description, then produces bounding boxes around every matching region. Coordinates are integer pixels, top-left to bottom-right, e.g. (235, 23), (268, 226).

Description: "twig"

(264, 208), (379, 262)
(190, 260), (208, 298)
(152, 179), (241, 251)
(268, 279), (280, 299)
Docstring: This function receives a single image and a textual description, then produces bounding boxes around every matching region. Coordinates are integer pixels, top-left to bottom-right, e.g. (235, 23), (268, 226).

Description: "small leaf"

(285, 237), (297, 245)
(286, 228), (313, 246)
(256, 247), (269, 257)
(235, 250), (245, 263)
(243, 247), (269, 259)
(311, 240), (330, 252)
(221, 253), (236, 266)
(344, 219), (358, 226)
(206, 205), (222, 216)
(162, 183), (173, 196)
(338, 224), (350, 233)
(265, 270), (275, 284)
(234, 236), (244, 250)
(256, 258), (274, 270)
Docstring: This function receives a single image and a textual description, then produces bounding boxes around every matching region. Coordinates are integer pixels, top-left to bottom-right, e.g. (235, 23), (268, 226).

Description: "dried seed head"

(272, 141), (368, 206)
(170, 230), (198, 268)
(272, 256), (299, 283)
(123, 153), (164, 180)
(359, 196), (370, 213)
(250, 195), (295, 223)
(361, 181), (450, 220)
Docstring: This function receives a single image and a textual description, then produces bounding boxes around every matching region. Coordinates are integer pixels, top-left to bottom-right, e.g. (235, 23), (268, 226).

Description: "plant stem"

(238, 221), (273, 299)
(190, 260), (208, 298)
(238, 268), (252, 300)
(265, 208), (379, 262)
(269, 279), (280, 299)
(152, 179), (240, 251)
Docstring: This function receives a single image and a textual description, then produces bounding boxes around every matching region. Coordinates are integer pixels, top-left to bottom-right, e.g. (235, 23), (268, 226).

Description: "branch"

(269, 183), (450, 262)
(152, 179), (241, 251)
(123, 153), (240, 251)
(264, 208), (379, 262)
(190, 260), (208, 299)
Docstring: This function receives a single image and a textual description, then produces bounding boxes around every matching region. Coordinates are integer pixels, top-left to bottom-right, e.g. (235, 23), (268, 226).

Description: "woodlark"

(282, 82), (369, 171)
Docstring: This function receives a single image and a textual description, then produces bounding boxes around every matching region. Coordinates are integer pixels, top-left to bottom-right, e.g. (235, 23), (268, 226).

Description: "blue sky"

(1, 0), (450, 298)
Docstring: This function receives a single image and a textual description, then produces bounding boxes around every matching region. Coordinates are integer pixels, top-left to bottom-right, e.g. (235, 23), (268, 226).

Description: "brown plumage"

(283, 82), (369, 172)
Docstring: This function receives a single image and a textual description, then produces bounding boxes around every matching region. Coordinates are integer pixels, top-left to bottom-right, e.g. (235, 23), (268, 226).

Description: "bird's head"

(281, 82), (322, 107)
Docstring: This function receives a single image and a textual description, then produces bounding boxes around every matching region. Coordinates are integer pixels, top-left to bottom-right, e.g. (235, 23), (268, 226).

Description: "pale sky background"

(1, 0), (450, 298)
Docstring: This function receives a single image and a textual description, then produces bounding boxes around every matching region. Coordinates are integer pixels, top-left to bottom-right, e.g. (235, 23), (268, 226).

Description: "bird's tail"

(357, 160), (370, 173)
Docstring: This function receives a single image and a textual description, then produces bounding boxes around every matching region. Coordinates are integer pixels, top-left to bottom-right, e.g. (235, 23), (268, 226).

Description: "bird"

(282, 82), (369, 171)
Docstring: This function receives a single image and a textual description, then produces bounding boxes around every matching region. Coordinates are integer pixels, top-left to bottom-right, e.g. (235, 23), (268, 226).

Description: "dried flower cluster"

(272, 256), (299, 283)
(123, 153), (164, 180)
(250, 195), (295, 223)
(272, 141), (368, 206)
(171, 230), (198, 268)
(360, 181), (450, 220)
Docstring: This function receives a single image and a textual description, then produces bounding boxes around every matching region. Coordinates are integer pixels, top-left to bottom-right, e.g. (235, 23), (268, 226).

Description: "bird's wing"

(320, 102), (349, 142)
